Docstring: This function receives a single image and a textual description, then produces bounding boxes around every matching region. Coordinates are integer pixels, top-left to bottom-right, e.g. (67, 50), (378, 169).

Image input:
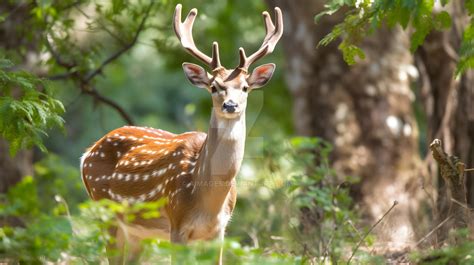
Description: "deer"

(80, 3), (282, 264)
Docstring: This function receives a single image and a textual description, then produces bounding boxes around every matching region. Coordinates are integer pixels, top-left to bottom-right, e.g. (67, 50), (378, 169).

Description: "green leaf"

(466, 0), (474, 15)
(340, 42), (366, 65)
(0, 59), (13, 69)
(434, 11), (452, 30)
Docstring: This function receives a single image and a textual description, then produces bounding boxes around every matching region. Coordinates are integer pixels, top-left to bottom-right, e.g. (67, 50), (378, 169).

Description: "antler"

(238, 7), (283, 72)
(173, 4), (221, 70)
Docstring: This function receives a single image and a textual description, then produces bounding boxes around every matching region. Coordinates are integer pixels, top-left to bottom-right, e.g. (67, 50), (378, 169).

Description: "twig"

(465, 168), (474, 172)
(82, 85), (134, 125)
(451, 198), (472, 210)
(42, 2), (156, 125)
(347, 201), (398, 265)
(44, 35), (76, 69)
(415, 215), (453, 247)
(84, 2), (154, 82)
(74, 5), (127, 46)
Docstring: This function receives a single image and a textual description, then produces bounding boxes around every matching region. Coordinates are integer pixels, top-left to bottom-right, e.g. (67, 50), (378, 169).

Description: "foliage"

(0, 59), (64, 155)
(0, 0), (173, 155)
(410, 229), (474, 264)
(0, 150), (309, 264)
(287, 137), (366, 263)
(0, 137), (373, 263)
(1, 0), (292, 159)
(317, 0), (473, 74)
(226, 136), (378, 264)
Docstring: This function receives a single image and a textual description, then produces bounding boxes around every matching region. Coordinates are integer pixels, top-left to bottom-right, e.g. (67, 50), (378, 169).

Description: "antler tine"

(211, 42), (221, 70)
(173, 4), (221, 70)
(238, 7), (283, 71)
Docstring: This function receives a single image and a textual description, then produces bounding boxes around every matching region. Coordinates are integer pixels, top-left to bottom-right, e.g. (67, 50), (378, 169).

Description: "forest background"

(1, 0), (474, 264)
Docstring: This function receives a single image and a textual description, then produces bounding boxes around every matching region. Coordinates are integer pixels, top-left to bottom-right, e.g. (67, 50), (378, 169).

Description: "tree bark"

(0, 141), (33, 193)
(0, 1), (37, 194)
(416, 2), (474, 243)
(266, 0), (426, 251)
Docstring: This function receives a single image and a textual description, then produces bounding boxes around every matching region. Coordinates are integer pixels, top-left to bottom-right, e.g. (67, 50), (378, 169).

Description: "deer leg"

(217, 228), (225, 265)
(169, 228), (188, 263)
(106, 225), (124, 265)
(107, 223), (143, 265)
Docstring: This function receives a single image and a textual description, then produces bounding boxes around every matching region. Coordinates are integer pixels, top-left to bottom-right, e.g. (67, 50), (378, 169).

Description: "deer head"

(173, 4), (283, 119)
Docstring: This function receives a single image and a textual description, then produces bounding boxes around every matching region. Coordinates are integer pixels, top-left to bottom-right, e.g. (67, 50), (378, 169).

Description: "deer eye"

(243, 86), (249, 92)
(210, 85), (217, 93)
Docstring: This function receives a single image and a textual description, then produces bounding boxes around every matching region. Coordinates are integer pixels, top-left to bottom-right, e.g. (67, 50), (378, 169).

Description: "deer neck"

(194, 109), (246, 214)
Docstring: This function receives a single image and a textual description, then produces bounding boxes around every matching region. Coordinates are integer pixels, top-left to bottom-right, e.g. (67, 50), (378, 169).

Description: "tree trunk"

(0, 1), (37, 194)
(0, 141), (33, 193)
(416, 2), (474, 243)
(266, 0), (426, 251)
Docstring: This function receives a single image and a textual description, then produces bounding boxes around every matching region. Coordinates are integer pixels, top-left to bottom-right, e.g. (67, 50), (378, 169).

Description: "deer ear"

(247, 63), (275, 89)
(182, 63), (211, 89)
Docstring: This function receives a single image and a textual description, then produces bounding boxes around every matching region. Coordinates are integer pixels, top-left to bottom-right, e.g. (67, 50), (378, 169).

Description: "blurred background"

(1, 0), (473, 263)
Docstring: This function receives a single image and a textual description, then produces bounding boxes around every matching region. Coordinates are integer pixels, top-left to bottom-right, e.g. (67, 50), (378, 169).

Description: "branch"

(42, 2), (156, 125)
(44, 35), (76, 69)
(81, 84), (134, 125)
(415, 215), (453, 247)
(430, 139), (469, 230)
(84, 2), (154, 82)
(347, 201), (398, 264)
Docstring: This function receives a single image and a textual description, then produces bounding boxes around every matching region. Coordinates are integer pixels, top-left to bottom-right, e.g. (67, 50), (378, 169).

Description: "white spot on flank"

(152, 168), (167, 177)
(117, 151), (121, 157)
(100, 152), (105, 158)
(125, 174), (131, 181)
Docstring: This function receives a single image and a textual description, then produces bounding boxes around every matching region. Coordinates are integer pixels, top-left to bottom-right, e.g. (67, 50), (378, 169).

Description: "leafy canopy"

(318, 0), (474, 74)
(0, 59), (64, 156)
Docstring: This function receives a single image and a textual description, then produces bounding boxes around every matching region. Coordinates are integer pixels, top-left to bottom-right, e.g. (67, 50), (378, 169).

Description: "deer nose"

(222, 100), (238, 113)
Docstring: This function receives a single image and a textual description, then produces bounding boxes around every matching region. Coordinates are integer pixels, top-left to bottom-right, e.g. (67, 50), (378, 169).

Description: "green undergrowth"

(0, 137), (435, 264)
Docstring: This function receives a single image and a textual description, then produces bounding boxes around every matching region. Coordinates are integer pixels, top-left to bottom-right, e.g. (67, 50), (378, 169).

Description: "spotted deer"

(80, 4), (282, 263)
